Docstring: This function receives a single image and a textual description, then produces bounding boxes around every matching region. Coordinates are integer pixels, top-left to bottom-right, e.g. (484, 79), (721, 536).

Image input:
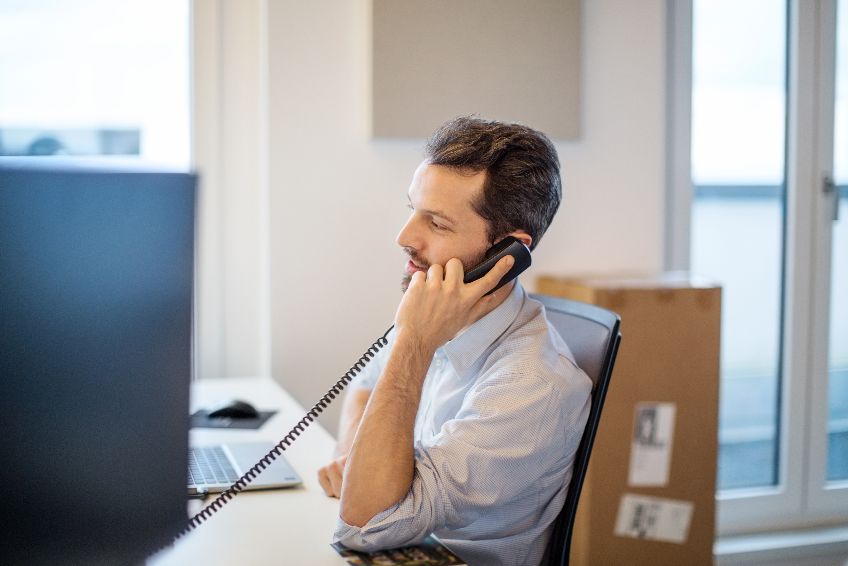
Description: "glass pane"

(828, 0), (848, 482)
(0, 0), (189, 166)
(691, 0), (787, 490)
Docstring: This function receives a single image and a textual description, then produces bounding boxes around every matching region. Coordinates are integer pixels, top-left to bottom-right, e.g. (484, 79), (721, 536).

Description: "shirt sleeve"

(333, 368), (589, 551)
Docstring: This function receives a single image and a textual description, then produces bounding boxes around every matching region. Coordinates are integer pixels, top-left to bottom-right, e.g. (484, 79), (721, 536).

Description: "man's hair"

(424, 116), (561, 251)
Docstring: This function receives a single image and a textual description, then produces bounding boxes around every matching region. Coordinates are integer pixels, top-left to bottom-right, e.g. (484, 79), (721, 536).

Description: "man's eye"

(430, 221), (446, 231)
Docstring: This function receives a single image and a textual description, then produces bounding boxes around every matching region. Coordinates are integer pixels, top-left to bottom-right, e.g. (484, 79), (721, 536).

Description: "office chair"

(531, 294), (622, 566)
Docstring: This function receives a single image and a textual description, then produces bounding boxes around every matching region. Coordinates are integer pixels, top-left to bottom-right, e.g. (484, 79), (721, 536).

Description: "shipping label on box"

(628, 402), (676, 486)
(614, 494), (694, 544)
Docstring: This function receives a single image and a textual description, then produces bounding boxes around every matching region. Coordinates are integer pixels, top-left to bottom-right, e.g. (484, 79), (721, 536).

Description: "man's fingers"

(407, 269), (426, 291)
(469, 254), (514, 296)
(426, 263), (444, 285)
(317, 455), (348, 498)
(317, 467), (334, 497)
(444, 258), (464, 286)
(328, 461), (343, 497)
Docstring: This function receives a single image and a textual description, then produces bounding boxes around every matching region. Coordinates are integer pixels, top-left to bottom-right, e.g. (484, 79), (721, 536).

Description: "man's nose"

(396, 216), (420, 250)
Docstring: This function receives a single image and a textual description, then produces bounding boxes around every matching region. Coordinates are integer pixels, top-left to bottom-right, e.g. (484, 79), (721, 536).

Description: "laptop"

(188, 442), (302, 495)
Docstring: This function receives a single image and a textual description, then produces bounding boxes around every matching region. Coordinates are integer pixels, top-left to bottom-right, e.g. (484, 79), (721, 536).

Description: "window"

(691, 0), (787, 491)
(827, 0), (848, 484)
(0, 0), (189, 166)
(674, 0), (848, 533)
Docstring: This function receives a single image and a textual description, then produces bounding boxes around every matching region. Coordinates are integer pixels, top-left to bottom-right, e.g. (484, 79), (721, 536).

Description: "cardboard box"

(536, 273), (721, 566)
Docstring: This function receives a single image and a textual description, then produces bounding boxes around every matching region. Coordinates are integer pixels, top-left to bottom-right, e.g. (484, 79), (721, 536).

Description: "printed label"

(628, 402), (676, 487)
(614, 494), (694, 544)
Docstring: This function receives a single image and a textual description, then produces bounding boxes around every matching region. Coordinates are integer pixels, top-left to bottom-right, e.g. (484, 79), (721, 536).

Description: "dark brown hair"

(424, 116), (561, 250)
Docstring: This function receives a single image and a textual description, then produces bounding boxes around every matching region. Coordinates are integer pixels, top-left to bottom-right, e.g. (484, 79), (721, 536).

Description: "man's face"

(396, 162), (492, 292)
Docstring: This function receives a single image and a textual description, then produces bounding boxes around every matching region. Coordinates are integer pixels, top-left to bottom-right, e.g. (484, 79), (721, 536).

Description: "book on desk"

(331, 536), (467, 566)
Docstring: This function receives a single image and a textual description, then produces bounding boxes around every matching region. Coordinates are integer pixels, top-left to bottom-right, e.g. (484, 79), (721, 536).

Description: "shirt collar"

(442, 282), (526, 376)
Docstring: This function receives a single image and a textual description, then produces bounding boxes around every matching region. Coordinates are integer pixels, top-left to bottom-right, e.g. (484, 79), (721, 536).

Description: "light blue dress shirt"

(334, 283), (591, 566)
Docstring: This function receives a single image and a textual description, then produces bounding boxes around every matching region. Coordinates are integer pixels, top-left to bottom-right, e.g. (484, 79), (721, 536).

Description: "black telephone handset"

(174, 238), (530, 542)
(463, 236), (532, 294)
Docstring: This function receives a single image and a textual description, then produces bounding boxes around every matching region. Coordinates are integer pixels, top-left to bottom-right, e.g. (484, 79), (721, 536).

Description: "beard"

(400, 246), (489, 293)
(400, 272), (413, 293)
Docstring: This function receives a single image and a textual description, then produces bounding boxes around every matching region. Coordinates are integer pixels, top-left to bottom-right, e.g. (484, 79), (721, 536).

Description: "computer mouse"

(206, 399), (259, 419)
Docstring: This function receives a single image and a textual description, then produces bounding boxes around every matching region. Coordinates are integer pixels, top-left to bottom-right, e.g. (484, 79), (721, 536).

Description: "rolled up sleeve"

(333, 372), (585, 552)
(333, 453), (441, 550)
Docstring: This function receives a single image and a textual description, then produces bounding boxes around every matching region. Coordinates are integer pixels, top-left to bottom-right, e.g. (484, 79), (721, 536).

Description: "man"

(318, 117), (591, 566)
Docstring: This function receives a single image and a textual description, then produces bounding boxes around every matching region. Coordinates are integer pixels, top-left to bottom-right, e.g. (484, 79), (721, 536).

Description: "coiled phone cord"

(173, 324), (394, 542)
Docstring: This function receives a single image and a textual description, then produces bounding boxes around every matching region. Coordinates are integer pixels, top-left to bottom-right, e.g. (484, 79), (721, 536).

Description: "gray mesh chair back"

(532, 294), (622, 566)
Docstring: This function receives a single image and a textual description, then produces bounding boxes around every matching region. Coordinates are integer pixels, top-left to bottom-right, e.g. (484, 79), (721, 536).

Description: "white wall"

(267, 0), (667, 437)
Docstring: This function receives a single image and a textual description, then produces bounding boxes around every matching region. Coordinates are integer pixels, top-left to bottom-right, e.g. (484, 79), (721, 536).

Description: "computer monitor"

(0, 158), (196, 565)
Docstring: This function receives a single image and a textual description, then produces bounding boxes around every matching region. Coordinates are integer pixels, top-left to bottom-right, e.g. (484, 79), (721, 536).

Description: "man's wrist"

(392, 327), (439, 361)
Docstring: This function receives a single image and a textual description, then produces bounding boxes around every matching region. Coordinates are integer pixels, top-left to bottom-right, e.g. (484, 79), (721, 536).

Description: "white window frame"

(191, 0), (272, 380)
(806, 0), (848, 517)
(666, 0), (848, 536)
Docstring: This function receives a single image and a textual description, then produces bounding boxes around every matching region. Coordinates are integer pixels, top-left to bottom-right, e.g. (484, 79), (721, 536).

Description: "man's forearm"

(339, 331), (434, 527)
(335, 388), (371, 457)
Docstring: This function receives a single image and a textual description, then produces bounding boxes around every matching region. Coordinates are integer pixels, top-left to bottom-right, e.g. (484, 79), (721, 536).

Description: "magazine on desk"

(331, 536), (467, 566)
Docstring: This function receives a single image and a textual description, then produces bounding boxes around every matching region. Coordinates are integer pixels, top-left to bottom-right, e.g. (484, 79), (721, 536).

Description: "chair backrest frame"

(531, 294), (622, 566)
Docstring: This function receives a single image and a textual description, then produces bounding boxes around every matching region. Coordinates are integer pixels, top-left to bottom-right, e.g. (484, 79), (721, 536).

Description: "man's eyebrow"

(406, 196), (457, 225)
(416, 207), (457, 225)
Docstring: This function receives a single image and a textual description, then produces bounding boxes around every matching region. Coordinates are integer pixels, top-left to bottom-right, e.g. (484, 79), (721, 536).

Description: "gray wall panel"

(373, 0), (582, 139)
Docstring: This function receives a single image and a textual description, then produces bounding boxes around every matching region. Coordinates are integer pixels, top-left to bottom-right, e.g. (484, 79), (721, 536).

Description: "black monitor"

(0, 158), (196, 565)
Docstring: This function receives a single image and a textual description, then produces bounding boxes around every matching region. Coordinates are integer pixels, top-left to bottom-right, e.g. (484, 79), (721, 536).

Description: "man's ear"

(509, 231), (533, 250)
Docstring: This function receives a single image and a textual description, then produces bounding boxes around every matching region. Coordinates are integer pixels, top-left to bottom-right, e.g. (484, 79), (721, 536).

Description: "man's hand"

(394, 254), (515, 352)
(318, 454), (347, 498)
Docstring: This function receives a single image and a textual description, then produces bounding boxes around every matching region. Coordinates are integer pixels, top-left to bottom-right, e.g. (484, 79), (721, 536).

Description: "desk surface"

(149, 377), (347, 566)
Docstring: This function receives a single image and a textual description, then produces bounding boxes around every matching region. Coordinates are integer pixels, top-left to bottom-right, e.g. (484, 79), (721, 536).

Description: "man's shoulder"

(492, 292), (575, 363)
(481, 298), (590, 396)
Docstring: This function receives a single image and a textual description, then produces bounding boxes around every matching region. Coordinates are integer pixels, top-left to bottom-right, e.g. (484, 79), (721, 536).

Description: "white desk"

(149, 377), (347, 566)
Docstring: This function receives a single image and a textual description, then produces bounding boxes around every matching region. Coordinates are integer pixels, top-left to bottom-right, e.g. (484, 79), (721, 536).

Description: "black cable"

(171, 325), (393, 543)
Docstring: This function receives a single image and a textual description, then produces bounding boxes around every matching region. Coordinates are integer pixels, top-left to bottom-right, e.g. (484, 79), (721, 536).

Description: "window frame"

(666, 0), (848, 535)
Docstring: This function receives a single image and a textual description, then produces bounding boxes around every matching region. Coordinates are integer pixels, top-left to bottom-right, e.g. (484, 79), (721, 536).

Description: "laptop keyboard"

(188, 446), (239, 486)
